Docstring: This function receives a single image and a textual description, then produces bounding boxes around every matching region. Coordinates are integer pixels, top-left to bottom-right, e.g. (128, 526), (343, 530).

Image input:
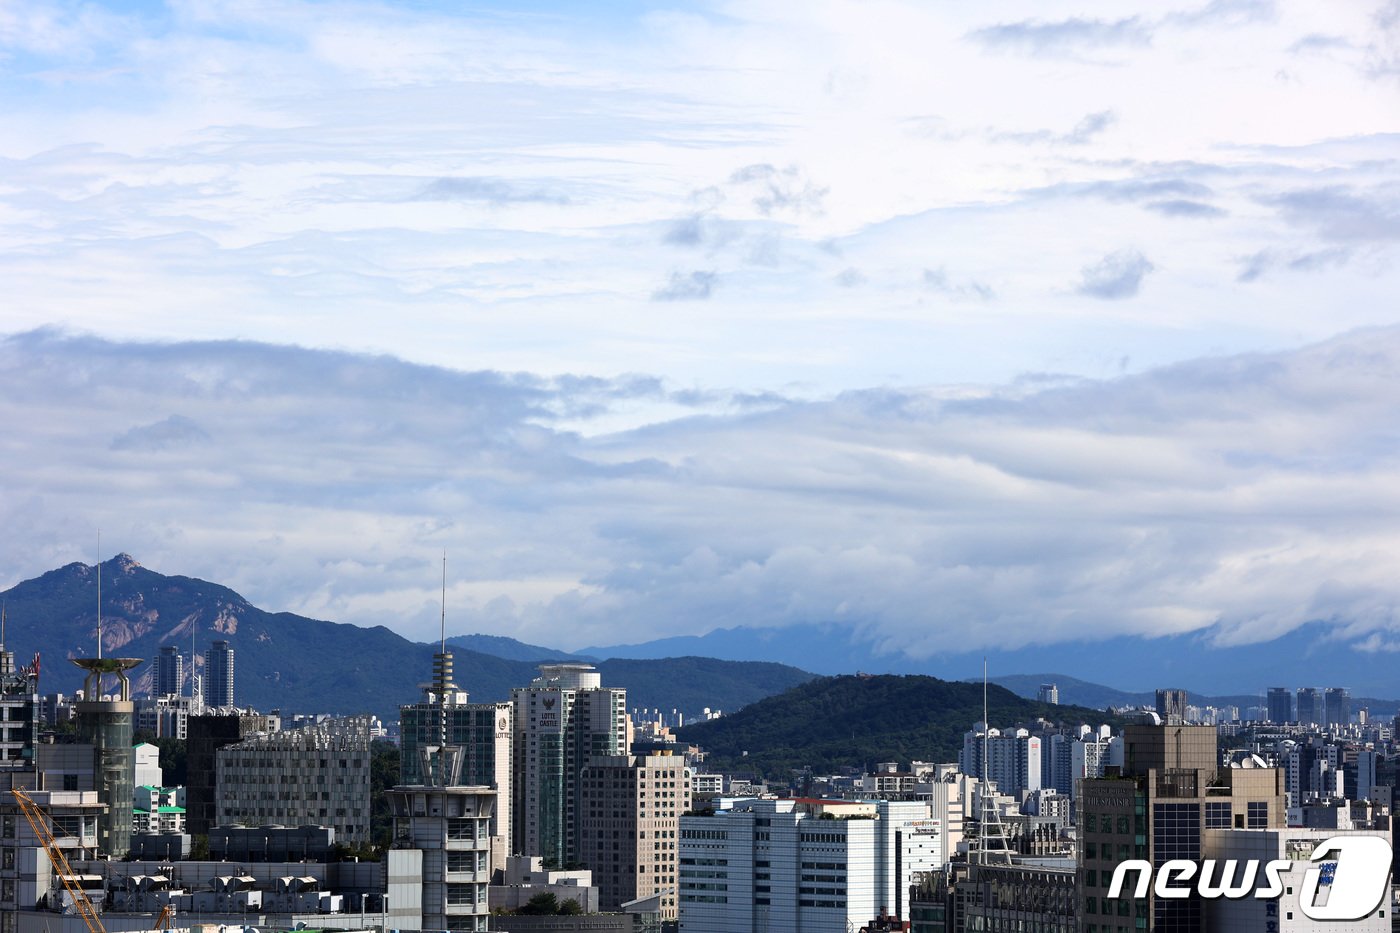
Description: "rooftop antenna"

(425, 552), (459, 706)
(96, 531), (102, 661)
(190, 612), (197, 700)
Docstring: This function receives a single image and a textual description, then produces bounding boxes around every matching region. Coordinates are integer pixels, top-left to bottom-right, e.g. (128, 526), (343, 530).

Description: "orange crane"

(154, 903), (176, 930)
(10, 788), (107, 933)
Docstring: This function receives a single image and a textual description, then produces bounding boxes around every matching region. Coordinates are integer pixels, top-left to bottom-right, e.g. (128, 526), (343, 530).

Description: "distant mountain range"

(586, 620), (1400, 701)
(7, 556), (1394, 728)
(444, 633), (594, 664)
(675, 673), (1114, 778)
(0, 556), (812, 722)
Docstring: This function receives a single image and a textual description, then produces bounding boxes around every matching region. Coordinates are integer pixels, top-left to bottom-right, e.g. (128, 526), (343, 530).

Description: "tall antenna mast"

(976, 656), (1013, 865)
(96, 531), (102, 661)
(983, 657), (988, 768)
(440, 551), (447, 655)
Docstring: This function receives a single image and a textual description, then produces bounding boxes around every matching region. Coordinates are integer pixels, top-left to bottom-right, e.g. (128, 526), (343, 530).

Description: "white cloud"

(5, 328), (1400, 659)
(1076, 249), (1155, 299)
(3, 1), (1400, 663)
(0, 1), (1394, 393)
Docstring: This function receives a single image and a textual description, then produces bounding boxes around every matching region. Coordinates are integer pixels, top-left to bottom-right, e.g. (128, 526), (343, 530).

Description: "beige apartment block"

(579, 752), (692, 918)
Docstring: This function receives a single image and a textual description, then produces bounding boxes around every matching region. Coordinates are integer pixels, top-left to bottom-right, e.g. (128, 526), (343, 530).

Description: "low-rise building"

(910, 859), (1078, 933)
(131, 785), (184, 835)
(0, 790), (103, 929)
(489, 855), (600, 913)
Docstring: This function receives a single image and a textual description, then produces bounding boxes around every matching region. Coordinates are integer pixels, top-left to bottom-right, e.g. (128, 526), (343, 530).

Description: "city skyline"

(3, 2), (1399, 658)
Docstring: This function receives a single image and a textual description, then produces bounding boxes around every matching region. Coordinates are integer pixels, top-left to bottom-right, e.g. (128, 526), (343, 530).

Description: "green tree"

(153, 738), (187, 786)
(558, 898), (583, 915)
(519, 893), (560, 915)
(369, 740), (400, 848)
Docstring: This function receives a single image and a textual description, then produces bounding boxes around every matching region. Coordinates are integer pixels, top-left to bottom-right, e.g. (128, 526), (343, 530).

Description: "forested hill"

(675, 673), (1115, 778)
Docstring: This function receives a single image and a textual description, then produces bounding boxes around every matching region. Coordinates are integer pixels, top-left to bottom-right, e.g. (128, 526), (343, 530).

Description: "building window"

(446, 883), (477, 905)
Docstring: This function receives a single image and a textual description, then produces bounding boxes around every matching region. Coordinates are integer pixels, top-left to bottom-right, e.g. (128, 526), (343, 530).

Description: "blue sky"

(3, 0), (1400, 658)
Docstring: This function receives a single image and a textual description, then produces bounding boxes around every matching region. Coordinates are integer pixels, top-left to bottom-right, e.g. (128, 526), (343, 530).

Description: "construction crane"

(10, 788), (107, 933)
(154, 903), (176, 930)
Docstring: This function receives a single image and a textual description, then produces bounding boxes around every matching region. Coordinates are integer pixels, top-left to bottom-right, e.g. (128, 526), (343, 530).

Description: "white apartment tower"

(959, 726), (1042, 797)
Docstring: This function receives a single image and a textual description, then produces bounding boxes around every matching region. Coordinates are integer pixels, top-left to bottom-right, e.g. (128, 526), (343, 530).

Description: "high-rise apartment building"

(134, 694), (196, 740)
(1266, 687), (1292, 723)
(399, 649), (513, 863)
(959, 726), (1041, 797)
(1323, 687), (1350, 728)
(511, 664), (627, 865)
(1078, 724), (1286, 933)
(1295, 687), (1320, 726)
(216, 715), (373, 844)
(153, 645), (184, 698)
(1038, 683), (1059, 705)
(579, 753), (691, 918)
(1069, 737), (1113, 800)
(203, 640), (234, 708)
(1154, 689), (1188, 724)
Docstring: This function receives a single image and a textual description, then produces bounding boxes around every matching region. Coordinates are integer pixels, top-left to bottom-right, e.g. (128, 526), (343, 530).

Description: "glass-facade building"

(399, 651), (513, 861)
(512, 664), (627, 865)
(1078, 725), (1286, 933)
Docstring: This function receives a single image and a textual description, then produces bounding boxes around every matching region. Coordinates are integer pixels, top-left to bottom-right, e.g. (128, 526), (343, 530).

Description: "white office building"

(1204, 827), (1391, 933)
(678, 798), (941, 933)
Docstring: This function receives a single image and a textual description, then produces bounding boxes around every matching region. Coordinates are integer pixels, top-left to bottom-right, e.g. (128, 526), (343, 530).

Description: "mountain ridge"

(0, 555), (813, 722)
(586, 619), (1400, 698)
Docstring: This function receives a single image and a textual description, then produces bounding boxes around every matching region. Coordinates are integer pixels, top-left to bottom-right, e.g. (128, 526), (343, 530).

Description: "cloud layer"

(5, 328), (1400, 660)
(0, 1), (1396, 393)
(2, 2), (1400, 664)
